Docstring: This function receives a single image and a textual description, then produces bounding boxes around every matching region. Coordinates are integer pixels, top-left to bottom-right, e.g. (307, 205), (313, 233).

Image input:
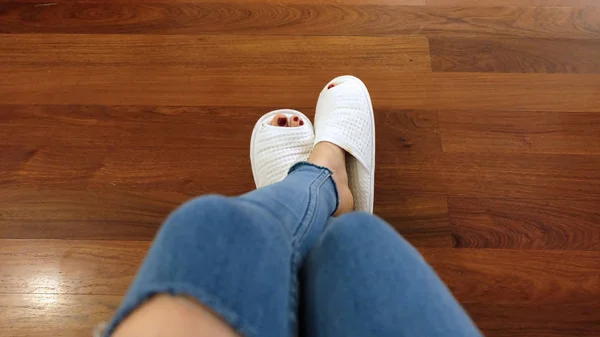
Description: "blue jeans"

(105, 163), (482, 337)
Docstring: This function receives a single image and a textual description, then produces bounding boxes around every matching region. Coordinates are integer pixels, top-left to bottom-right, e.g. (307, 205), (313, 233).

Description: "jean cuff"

(288, 161), (340, 215)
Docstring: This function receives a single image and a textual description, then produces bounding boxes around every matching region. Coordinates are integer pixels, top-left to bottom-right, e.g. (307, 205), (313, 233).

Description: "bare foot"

(269, 113), (304, 127)
(308, 142), (354, 216)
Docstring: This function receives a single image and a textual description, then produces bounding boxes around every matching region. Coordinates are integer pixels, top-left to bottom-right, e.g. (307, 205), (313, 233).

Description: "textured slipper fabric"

(250, 109), (315, 188)
(313, 76), (375, 213)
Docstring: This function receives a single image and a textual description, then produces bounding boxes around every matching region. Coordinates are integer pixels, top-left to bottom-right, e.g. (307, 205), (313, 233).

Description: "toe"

(270, 113), (289, 127)
(289, 115), (303, 127)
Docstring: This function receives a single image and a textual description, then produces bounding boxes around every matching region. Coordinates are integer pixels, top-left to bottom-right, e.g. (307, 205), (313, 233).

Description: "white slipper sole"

(250, 109), (315, 189)
(313, 76), (375, 213)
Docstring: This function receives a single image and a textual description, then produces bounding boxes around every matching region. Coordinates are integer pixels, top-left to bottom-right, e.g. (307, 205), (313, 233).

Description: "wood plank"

(0, 294), (120, 337)
(376, 197), (453, 248)
(1, 3), (599, 39)
(464, 303), (600, 337)
(422, 248), (600, 337)
(0, 106), (438, 152)
(0, 34), (431, 72)
(427, 0), (600, 7)
(448, 198), (600, 250)
(438, 110), (600, 154)
(0, 105), (280, 148)
(0, 240), (148, 294)
(1, 68), (599, 112)
(0, 190), (450, 244)
(0, 189), (188, 240)
(421, 248), (600, 305)
(430, 37), (600, 74)
(5, 145), (600, 200)
(9, 146), (255, 194)
(376, 109), (442, 153)
(377, 152), (600, 199)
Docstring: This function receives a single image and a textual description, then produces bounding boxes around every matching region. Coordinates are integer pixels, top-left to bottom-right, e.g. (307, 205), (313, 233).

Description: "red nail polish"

(327, 83), (335, 89)
(277, 117), (287, 126)
(293, 116), (299, 122)
(299, 120), (304, 126)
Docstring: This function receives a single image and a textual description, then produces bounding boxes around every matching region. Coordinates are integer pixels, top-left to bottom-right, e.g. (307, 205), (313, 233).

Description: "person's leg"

(106, 162), (337, 337)
(301, 212), (482, 337)
(103, 109), (354, 337)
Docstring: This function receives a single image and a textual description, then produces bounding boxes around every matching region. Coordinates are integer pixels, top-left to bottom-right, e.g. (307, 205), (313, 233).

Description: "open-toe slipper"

(313, 76), (375, 213)
(250, 109), (315, 188)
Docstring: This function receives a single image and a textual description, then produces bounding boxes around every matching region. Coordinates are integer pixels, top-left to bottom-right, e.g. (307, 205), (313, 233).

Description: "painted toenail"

(293, 116), (299, 122)
(299, 120), (304, 126)
(327, 83), (335, 89)
(277, 117), (287, 126)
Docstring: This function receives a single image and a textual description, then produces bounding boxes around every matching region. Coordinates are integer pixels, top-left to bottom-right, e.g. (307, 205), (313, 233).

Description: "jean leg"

(301, 212), (482, 337)
(104, 163), (338, 337)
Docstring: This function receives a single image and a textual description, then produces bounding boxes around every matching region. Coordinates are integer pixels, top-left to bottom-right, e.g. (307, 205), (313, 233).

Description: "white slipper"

(313, 76), (375, 213)
(250, 109), (315, 188)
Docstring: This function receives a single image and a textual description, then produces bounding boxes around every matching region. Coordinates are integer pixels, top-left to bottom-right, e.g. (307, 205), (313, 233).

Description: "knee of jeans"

(173, 194), (231, 217)
(164, 195), (235, 231)
(164, 194), (279, 243)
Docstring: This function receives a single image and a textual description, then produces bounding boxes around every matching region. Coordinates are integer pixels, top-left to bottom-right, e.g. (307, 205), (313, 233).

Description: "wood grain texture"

(0, 34), (431, 72)
(422, 248), (600, 305)
(0, 189), (187, 240)
(2, 69), (599, 112)
(0, 240), (149, 294)
(0, 294), (120, 337)
(5, 145), (600, 200)
(422, 248), (600, 336)
(378, 152), (600, 199)
(375, 197), (452, 248)
(0, 105), (281, 148)
(0, 190), (451, 244)
(448, 198), (600, 250)
(430, 37), (600, 73)
(438, 110), (600, 154)
(375, 109), (441, 153)
(464, 303), (600, 337)
(1, 3), (599, 39)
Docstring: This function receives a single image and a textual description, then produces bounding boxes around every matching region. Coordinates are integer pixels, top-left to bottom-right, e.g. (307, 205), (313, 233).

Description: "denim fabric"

(104, 162), (481, 337)
(301, 213), (482, 337)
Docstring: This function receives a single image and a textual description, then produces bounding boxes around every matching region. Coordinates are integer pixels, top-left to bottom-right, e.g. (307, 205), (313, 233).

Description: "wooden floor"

(1, 0), (600, 336)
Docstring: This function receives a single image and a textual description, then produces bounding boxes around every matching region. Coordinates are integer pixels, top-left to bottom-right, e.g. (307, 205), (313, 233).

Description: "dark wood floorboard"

(2, 0), (600, 336)
(448, 198), (600, 250)
(463, 303), (600, 337)
(0, 190), (187, 240)
(375, 197), (452, 248)
(438, 110), (600, 154)
(5, 145), (600, 200)
(2, 69), (599, 111)
(378, 152), (600, 199)
(1, 3), (599, 39)
(430, 37), (600, 73)
(422, 248), (600, 305)
(0, 34), (431, 71)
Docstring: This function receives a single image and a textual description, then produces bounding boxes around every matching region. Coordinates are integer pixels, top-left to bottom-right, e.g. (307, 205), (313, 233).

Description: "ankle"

(308, 142), (345, 171)
(308, 142), (354, 216)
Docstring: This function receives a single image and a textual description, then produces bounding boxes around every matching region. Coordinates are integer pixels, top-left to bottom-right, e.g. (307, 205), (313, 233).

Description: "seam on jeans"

(104, 282), (258, 337)
(287, 168), (332, 330)
(290, 168), (330, 243)
(289, 162), (339, 215)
